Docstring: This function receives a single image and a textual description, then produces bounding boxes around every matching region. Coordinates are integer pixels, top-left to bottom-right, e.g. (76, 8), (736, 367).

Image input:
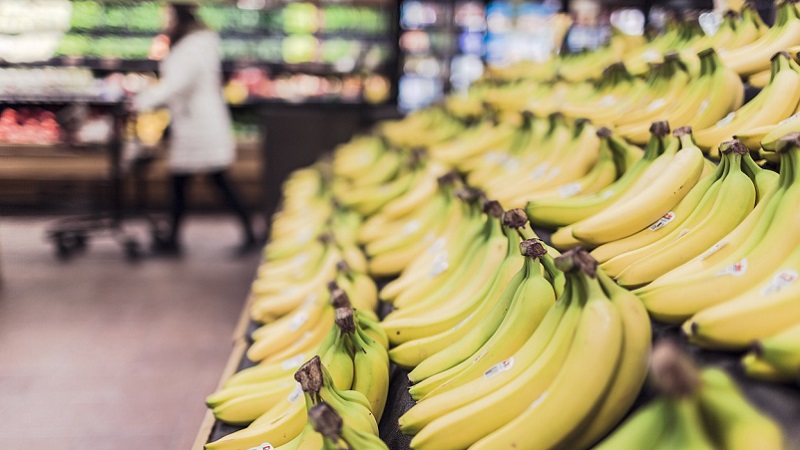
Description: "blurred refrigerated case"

(398, 0), (486, 111)
(484, 0), (564, 66)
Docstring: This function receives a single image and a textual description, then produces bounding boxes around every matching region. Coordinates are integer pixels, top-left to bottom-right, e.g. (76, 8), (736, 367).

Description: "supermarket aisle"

(0, 217), (260, 450)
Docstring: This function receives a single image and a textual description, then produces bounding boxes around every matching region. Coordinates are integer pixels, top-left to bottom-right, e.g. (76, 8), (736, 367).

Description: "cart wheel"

(124, 239), (141, 262)
(55, 237), (73, 261)
(74, 233), (88, 250)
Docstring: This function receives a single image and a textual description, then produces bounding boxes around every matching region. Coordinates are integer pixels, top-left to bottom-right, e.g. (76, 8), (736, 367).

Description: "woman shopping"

(134, 1), (257, 255)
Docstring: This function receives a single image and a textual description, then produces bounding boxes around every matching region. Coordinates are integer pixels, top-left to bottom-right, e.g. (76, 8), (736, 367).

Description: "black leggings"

(169, 170), (255, 243)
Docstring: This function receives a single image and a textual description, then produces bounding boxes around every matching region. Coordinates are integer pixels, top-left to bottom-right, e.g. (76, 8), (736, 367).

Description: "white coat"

(134, 30), (235, 173)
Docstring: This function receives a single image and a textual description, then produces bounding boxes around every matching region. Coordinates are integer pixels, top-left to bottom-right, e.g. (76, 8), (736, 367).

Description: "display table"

(195, 228), (800, 449)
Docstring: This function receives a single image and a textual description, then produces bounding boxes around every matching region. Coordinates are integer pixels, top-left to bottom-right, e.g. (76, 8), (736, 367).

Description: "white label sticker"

(558, 182), (582, 198)
(715, 112), (736, 127)
(642, 49), (660, 61)
(697, 100), (710, 115)
(287, 383), (303, 403)
(291, 253), (310, 268)
(648, 212), (676, 231)
(599, 95), (617, 107)
(281, 354), (306, 370)
(601, 189), (616, 199)
(761, 269), (798, 296)
(288, 311), (309, 331)
(428, 238), (446, 254)
(646, 98), (667, 112)
(779, 112), (800, 125)
(503, 158), (520, 172)
(544, 166), (562, 182)
(302, 293), (317, 307)
(429, 252), (449, 277)
(402, 220), (422, 236)
(716, 258), (748, 277)
(247, 443), (274, 450)
(484, 357), (515, 379)
(699, 240), (728, 260)
(530, 163), (549, 180)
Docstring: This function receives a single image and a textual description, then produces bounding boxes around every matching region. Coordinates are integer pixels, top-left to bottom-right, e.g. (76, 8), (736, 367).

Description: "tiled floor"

(0, 216), (260, 450)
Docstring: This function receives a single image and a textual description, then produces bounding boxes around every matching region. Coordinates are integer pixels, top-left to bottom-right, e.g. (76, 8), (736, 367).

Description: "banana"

(525, 124), (668, 228)
(638, 134), (800, 324)
(350, 316), (390, 421)
(558, 270), (651, 449)
(467, 253), (623, 450)
(386, 209), (523, 368)
(204, 383), (307, 450)
(406, 251), (565, 403)
(591, 128), (724, 264)
(613, 140), (757, 287)
(209, 378), (299, 425)
(406, 249), (621, 450)
(640, 150), (779, 285)
(570, 124), (704, 245)
(761, 112), (800, 151)
(593, 400), (673, 449)
(720, 1), (800, 76)
(407, 236), (556, 397)
(487, 120), (602, 208)
(248, 296), (333, 362)
(741, 352), (794, 382)
(397, 266), (580, 436)
(307, 402), (388, 450)
(750, 322), (800, 378)
(658, 397), (717, 450)
(695, 52), (800, 156)
(379, 191), (484, 304)
(698, 368), (785, 450)
(381, 203), (514, 346)
(304, 357), (379, 436)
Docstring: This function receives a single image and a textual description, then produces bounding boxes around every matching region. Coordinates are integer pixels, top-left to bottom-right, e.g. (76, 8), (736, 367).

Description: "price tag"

(716, 258), (748, 277)
(761, 269), (798, 296)
(648, 212), (675, 231)
(484, 357), (514, 379)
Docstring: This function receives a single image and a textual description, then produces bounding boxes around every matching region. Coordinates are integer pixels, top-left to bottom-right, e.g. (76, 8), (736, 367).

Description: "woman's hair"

(168, 4), (206, 47)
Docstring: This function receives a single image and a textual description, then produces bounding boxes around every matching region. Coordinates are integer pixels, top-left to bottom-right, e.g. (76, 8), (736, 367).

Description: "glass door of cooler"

(398, 0), (486, 111)
(485, 0), (564, 66)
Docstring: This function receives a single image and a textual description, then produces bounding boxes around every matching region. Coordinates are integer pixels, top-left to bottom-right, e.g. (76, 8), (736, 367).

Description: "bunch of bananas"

(380, 199), (529, 369)
(721, 0), (800, 76)
(548, 122), (708, 249)
(304, 401), (389, 449)
(206, 303), (389, 449)
(358, 168), (458, 277)
(399, 247), (650, 450)
(597, 341), (784, 449)
(637, 134), (800, 345)
(743, 323), (800, 382)
(595, 137), (763, 288)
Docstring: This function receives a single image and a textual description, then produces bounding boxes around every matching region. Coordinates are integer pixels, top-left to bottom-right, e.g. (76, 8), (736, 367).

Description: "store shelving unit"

(194, 224), (800, 449)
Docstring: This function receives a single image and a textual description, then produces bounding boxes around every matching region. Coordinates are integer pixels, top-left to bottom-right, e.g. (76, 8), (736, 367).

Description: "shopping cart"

(45, 103), (161, 261)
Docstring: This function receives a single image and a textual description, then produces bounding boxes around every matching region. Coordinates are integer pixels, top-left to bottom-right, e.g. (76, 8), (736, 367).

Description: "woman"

(134, 1), (257, 255)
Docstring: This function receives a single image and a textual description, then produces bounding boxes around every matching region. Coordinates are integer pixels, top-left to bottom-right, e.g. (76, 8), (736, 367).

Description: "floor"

(0, 216), (261, 450)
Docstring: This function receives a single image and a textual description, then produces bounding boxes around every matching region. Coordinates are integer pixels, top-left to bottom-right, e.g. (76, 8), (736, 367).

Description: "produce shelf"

(195, 224), (800, 449)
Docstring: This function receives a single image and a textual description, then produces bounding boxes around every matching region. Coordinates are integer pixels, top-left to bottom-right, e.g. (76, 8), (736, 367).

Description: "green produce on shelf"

(70, 0), (103, 30)
(127, 2), (162, 32)
(282, 2), (320, 34)
(220, 38), (256, 60)
(282, 35), (318, 64)
(255, 38), (283, 63)
(55, 34), (91, 57)
(102, 4), (131, 30)
(321, 39), (360, 65)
